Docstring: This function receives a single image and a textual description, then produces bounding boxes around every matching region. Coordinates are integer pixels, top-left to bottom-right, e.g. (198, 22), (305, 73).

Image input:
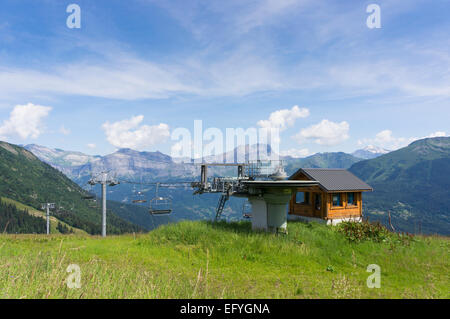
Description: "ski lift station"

(191, 160), (319, 233)
(191, 160), (372, 233)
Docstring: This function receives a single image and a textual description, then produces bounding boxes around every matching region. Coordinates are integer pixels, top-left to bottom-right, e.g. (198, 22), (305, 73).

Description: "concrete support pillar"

(248, 188), (293, 233)
(248, 197), (267, 231)
(263, 191), (292, 233)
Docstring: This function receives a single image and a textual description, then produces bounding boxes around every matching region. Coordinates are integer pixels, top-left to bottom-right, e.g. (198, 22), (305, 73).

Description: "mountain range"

(24, 143), (367, 181)
(17, 137), (450, 236)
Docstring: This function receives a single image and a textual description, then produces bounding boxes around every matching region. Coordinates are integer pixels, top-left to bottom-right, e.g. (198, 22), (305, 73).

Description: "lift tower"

(88, 171), (119, 237)
(41, 202), (55, 235)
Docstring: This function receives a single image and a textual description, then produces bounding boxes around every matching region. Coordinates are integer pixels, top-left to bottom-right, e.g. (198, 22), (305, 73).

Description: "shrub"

(336, 221), (390, 243)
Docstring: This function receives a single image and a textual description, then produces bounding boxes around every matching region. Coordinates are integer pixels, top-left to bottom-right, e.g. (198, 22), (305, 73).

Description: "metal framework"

(190, 160), (289, 221)
(191, 160), (286, 194)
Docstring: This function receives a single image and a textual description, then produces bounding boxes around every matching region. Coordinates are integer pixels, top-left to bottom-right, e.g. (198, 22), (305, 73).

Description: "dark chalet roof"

(289, 168), (373, 192)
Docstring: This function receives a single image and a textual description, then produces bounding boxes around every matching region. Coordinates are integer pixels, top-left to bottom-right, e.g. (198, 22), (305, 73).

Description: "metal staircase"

(215, 194), (229, 221)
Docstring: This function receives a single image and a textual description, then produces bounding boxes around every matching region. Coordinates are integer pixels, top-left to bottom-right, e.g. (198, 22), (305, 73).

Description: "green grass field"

(0, 220), (448, 299)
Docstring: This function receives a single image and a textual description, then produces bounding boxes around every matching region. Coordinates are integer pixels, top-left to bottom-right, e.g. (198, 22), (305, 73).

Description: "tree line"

(0, 200), (46, 233)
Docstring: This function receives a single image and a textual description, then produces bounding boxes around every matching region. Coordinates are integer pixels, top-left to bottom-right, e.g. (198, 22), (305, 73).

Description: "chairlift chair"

(88, 198), (98, 208)
(149, 183), (172, 216)
(82, 192), (98, 208)
(82, 183), (96, 200)
(132, 190), (147, 204)
(242, 200), (252, 219)
(131, 182), (147, 204)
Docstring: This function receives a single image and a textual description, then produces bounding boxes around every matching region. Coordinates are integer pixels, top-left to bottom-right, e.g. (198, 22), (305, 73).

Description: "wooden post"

(388, 210), (395, 232)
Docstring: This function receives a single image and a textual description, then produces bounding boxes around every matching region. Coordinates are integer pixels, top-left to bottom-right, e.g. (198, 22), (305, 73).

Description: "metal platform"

(191, 161), (320, 232)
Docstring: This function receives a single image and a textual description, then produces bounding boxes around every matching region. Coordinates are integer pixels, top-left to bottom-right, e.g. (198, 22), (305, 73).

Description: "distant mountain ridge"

(284, 152), (363, 175)
(352, 145), (390, 159)
(25, 143), (363, 181)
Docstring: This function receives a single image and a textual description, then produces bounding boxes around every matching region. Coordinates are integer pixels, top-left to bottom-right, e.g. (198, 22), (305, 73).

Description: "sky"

(0, 0), (448, 158)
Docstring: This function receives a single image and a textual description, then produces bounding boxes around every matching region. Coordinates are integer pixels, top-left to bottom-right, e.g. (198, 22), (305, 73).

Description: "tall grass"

(0, 220), (448, 298)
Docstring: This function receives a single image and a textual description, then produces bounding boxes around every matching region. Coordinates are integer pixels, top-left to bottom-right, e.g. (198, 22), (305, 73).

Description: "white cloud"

(358, 130), (415, 150)
(59, 125), (70, 135)
(87, 143), (96, 149)
(279, 148), (310, 158)
(170, 139), (195, 162)
(1, 40), (449, 101)
(358, 130), (448, 150)
(0, 1), (449, 104)
(257, 105), (309, 131)
(294, 119), (349, 146)
(426, 131), (447, 138)
(170, 140), (184, 156)
(102, 115), (170, 150)
(0, 103), (51, 139)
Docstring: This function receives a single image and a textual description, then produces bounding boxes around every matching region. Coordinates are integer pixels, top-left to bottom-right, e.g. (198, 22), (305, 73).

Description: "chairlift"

(84, 195), (98, 208)
(149, 183), (172, 216)
(82, 182), (95, 199)
(88, 198), (98, 208)
(82, 184), (97, 207)
(132, 190), (147, 204)
(131, 180), (147, 203)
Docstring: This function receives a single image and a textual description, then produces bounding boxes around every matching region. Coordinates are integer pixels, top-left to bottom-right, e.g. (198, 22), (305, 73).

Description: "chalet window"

(347, 192), (356, 206)
(332, 193), (342, 207)
(314, 193), (321, 210)
(296, 192), (310, 204)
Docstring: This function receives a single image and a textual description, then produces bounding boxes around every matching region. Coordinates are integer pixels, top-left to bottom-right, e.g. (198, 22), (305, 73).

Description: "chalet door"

(314, 193), (322, 217)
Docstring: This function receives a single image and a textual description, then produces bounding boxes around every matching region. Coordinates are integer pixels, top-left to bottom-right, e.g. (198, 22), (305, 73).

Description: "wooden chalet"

(288, 168), (372, 224)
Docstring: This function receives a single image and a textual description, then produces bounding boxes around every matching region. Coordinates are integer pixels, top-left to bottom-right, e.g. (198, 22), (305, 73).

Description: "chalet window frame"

(295, 191), (310, 205)
(346, 192), (357, 207)
(331, 193), (343, 208)
(314, 192), (321, 211)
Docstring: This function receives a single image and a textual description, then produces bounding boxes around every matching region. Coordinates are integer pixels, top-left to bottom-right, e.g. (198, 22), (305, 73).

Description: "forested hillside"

(0, 141), (142, 235)
(0, 199), (46, 233)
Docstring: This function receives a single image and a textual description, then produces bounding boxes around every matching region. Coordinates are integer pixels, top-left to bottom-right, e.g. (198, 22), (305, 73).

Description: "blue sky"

(0, 0), (448, 157)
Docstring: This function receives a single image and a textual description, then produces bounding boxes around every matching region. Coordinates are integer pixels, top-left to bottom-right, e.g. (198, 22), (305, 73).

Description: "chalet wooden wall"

(326, 192), (361, 219)
(289, 190), (324, 218)
(289, 190), (362, 220)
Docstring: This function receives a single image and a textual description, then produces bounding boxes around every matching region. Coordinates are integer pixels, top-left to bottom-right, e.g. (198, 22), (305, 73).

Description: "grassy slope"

(1, 197), (86, 235)
(0, 220), (448, 299)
